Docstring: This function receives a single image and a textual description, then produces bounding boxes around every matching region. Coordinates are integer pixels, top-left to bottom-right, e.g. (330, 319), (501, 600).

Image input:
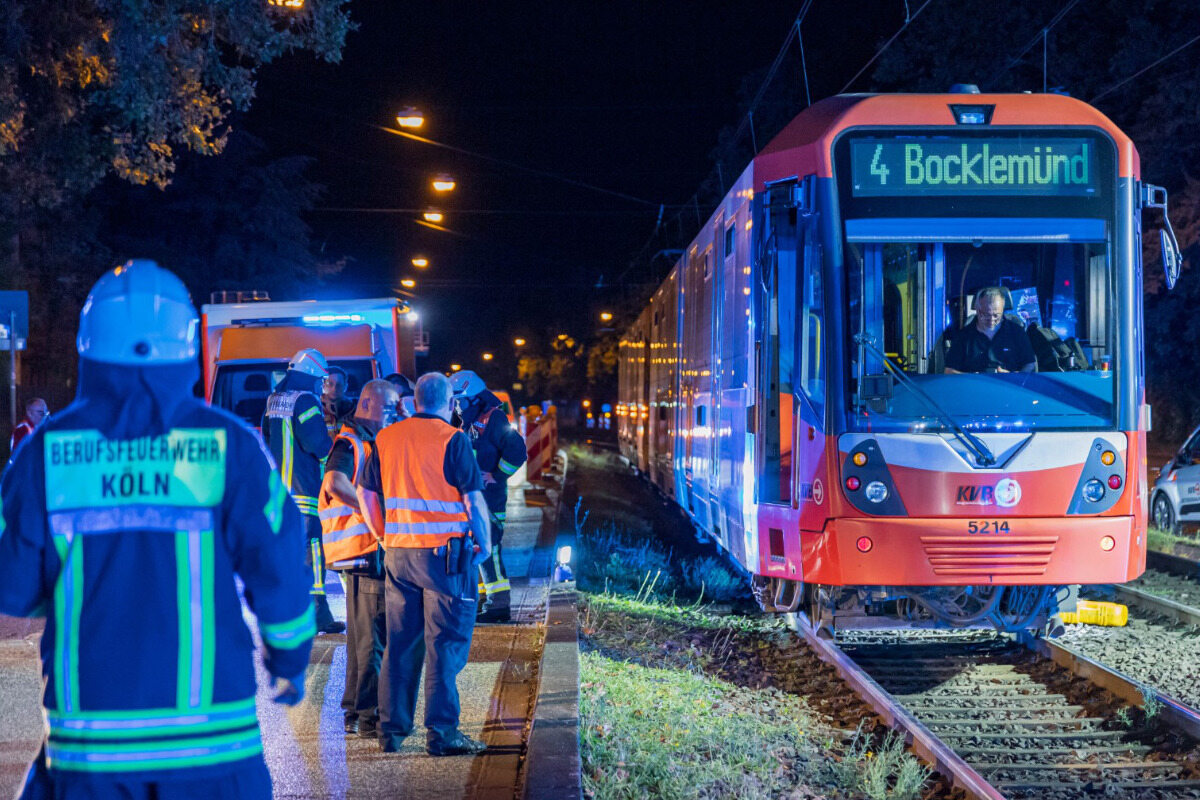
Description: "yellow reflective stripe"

(298, 406), (319, 423)
(310, 541), (325, 594)
(281, 419), (294, 489)
(483, 580), (511, 593)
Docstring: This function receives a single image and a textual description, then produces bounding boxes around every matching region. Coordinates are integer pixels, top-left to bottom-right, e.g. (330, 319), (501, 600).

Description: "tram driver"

(943, 287), (1037, 374)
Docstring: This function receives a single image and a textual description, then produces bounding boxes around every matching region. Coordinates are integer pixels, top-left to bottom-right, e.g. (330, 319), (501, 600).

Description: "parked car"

(1151, 426), (1200, 533)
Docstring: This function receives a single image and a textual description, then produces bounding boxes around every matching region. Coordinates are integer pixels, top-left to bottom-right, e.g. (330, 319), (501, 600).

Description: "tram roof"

(754, 92), (1139, 186)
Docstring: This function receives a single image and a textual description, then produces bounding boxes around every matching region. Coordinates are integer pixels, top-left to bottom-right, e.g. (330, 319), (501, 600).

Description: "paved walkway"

(0, 464), (564, 800)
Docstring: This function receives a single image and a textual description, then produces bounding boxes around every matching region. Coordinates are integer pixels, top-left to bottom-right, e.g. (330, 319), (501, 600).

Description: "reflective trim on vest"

(385, 497), (467, 515)
(319, 505), (356, 521)
(384, 521), (469, 536)
(326, 522), (371, 542)
(377, 417), (471, 549)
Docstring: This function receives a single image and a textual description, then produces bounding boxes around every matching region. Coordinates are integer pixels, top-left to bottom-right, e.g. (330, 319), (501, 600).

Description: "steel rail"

(1021, 634), (1200, 740)
(1147, 548), (1200, 578)
(1112, 582), (1200, 627)
(787, 613), (1007, 800)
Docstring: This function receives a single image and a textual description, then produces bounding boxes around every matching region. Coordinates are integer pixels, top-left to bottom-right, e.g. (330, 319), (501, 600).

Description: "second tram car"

(618, 87), (1183, 633)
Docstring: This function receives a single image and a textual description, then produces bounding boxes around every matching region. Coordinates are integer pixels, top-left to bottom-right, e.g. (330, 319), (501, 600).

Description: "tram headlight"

(864, 480), (889, 504)
(1082, 478), (1106, 503)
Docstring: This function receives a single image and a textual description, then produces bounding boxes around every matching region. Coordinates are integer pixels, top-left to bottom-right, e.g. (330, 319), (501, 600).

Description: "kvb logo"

(955, 479), (1021, 507)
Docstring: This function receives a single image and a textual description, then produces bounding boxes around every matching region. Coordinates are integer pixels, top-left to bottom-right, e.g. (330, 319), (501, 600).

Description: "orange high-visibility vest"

(318, 425), (378, 565)
(377, 417), (469, 549)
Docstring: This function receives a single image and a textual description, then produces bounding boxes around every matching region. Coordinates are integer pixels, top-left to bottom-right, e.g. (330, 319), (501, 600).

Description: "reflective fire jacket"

(0, 359), (314, 781)
(459, 390), (527, 518)
(260, 370), (332, 520)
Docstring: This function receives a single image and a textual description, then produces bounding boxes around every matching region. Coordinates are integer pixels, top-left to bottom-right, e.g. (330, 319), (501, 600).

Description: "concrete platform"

(0, 462), (570, 800)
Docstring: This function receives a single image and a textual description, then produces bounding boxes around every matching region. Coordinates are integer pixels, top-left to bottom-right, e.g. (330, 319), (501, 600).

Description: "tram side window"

(798, 220), (824, 416)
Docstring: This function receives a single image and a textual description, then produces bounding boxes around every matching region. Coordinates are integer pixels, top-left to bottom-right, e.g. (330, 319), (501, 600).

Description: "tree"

(0, 0), (352, 227)
(103, 130), (343, 298)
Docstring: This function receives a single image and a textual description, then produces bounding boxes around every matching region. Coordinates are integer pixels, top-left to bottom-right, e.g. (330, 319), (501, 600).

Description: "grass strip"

(581, 650), (829, 800)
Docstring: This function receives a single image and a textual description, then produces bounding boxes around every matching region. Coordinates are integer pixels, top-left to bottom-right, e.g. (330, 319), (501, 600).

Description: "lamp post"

(431, 174), (457, 192)
(411, 257), (429, 268)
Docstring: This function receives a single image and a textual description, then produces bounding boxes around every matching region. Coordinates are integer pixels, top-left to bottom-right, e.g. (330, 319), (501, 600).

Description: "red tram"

(617, 88), (1183, 633)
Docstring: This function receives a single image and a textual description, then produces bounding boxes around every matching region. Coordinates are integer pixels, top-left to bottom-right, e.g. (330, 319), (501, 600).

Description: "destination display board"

(850, 138), (1097, 198)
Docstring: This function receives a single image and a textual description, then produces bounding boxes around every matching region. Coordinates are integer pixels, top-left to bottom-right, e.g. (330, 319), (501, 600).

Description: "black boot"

(314, 595), (345, 634)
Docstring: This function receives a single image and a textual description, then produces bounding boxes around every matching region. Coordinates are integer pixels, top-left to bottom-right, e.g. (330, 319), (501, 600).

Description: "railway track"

(792, 619), (1200, 800)
(1113, 550), (1200, 627)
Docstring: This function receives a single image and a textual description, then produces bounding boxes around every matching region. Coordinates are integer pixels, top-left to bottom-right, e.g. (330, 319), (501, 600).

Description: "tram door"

(758, 183), (799, 509)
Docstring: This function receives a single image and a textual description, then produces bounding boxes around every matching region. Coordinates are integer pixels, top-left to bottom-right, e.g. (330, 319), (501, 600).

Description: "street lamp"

(396, 107), (424, 128)
(450, 363), (462, 372)
(423, 208), (444, 223)
(599, 311), (613, 323)
(411, 256), (429, 268)
(432, 174), (457, 192)
(482, 352), (494, 361)
(400, 278), (416, 289)
(513, 337), (526, 347)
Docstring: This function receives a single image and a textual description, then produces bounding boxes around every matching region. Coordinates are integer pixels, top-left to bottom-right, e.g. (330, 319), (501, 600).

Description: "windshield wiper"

(853, 334), (997, 467)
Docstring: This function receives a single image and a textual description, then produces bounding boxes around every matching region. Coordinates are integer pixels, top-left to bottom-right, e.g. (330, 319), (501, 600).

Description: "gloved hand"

(471, 540), (491, 568)
(482, 471), (498, 486)
(271, 672), (306, 706)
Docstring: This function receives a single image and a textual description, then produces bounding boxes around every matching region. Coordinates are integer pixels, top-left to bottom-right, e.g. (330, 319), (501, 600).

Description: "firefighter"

(261, 348), (344, 634)
(0, 260), (314, 799)
(319, 379), (399, 738)
(450, 370), (527, 623)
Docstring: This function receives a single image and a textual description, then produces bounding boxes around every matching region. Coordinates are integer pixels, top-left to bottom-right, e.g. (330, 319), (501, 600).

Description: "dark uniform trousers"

(477, 484), (510, 612)
(303, 515), (336, 629)
(339, 570), (386, 726)
(379, 546), (478, 743)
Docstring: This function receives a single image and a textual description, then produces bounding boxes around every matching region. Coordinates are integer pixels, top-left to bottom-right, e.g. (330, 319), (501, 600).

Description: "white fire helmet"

(449, 369), (486, 399)
(288, 348), (329, 378)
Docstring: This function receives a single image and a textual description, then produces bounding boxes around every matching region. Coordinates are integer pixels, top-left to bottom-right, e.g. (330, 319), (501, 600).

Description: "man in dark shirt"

(320, 379), (400, 738)
(945, 287), (1037, 374)
(357, 372), (491, 756)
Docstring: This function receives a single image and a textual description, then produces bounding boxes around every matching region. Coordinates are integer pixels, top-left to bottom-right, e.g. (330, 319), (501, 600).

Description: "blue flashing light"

(957, 110), (987, 124)
(302, 313), (364, 324)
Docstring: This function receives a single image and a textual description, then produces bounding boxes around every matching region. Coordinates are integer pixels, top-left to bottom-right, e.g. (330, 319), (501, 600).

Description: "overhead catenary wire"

(1090, 32), (1200, 103)
(838, 0), (934, 93)
(268, 97), (665, 207)
(623, 3), (819, 280)
(988, 0), (1084, 87)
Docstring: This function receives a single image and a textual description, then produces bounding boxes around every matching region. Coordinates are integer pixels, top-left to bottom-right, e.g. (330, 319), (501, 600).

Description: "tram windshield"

(843, 236), (1115, 432)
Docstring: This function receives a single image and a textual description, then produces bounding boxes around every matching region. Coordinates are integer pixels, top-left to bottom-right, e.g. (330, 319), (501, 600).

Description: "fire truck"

(201, 292), (424, 426)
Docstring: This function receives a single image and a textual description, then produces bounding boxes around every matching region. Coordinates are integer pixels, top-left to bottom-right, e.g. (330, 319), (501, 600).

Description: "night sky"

(243, 2), (904, 375)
